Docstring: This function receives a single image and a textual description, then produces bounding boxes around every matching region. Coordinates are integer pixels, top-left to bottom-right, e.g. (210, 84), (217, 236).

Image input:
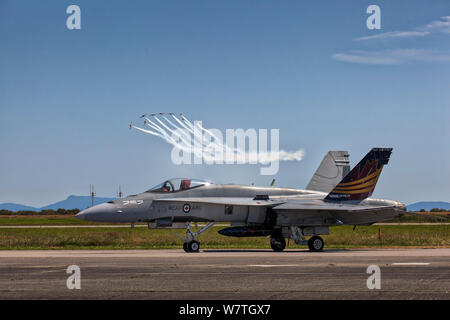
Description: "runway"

(0, 248), (448, 299)
(0, 223), (448, 228)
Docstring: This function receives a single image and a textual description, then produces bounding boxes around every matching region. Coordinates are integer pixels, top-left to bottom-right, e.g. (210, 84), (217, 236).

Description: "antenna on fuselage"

(117, 185), (123, 199)
(270, 179), (275, 187)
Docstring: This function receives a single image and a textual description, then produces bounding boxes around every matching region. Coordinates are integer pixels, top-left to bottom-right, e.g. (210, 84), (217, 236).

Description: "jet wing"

(150, 197), (285, 223)
(272, 200), (394, 212)
(150, 198), (395, 227)
(153, 197), (284, 207)
(273, 200), (396, 226)
(152, 197), (393, 212)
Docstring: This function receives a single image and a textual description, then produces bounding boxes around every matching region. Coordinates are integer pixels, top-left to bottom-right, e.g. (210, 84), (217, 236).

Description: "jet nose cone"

(74, 203), (117, 222)
(74, 211), (86, 220)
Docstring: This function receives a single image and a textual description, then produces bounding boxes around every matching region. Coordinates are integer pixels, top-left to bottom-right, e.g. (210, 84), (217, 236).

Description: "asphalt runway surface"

(1, 222), (449, 228)
(0, 248), (448, 299)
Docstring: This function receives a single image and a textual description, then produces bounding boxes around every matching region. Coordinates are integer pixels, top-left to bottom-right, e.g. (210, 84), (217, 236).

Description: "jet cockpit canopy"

(147, 178), (212, 193)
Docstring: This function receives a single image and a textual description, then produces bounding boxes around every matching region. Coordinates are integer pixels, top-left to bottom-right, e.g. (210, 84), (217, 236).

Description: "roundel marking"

(182, 203), (191, 213)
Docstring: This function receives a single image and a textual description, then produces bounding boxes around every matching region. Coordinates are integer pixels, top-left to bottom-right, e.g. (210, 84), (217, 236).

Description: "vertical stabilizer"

(306, 151), (350, 193)
(325, 148), (392, 201)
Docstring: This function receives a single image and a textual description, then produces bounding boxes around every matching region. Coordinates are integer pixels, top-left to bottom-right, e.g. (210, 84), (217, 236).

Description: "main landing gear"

(307, 235), (324, 252)
(273, 226), (324, 252)
(176, 222), (215, 253)
(270, 236), (286, 252)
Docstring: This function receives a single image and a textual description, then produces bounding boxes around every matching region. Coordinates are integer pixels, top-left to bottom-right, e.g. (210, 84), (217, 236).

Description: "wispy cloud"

(354, 31), (429, 41)
(332, 52), (398, 65)
(355, 16), (450, 41)
(335, 16), (450, 65)
(422, 16), (450, 33)
(332, 49), (450, 65)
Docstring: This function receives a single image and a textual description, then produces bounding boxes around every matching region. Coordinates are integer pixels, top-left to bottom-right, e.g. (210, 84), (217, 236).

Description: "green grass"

(1, 213), (448, 226)
(0, 225), (448, 250)
(0, 215), (110, 226)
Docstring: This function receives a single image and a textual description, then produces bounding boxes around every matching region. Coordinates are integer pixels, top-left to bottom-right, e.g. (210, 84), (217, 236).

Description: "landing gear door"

(247, 206), (266, 224)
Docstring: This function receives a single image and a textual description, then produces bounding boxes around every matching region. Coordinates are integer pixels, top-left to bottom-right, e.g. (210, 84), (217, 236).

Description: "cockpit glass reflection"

(146, 178), (212, 193)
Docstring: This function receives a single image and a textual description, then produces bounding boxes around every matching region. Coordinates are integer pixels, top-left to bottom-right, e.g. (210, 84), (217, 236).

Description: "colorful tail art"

(325, 148), (392, 201)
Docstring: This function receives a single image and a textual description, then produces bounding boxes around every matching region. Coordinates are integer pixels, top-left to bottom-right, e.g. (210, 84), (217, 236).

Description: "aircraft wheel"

(308, 236), (324, 252)
(270, 237), (286, 252)
(183, 242), (189, 252)
(187, 240), (200, 253)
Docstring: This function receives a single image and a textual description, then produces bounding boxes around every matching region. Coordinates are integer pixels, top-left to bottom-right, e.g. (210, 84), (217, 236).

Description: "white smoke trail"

(151, 116), (190, 147)
(131, 113), (305, 164)
(133, 123), (209, 161)
(132, 126), (160, 136)
(170, 113), (225, 158)
(180, 114), (242, 156)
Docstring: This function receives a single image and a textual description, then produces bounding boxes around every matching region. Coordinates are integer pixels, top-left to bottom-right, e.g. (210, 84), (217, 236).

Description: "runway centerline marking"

(391, 263), (430, 266)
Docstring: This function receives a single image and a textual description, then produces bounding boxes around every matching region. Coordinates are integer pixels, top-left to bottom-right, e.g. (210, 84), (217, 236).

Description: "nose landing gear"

(183, 240), (200, 253)
(176, 222), (215, 253)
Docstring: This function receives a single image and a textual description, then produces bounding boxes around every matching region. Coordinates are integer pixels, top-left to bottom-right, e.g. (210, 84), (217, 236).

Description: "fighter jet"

(76, 148), (407, 253)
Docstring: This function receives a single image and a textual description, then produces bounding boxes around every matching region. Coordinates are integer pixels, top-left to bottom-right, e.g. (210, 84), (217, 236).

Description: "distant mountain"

(0, 203), (39, 211)
(40, 195), (117, 211)
(407, 201), (450, 211)
(0, 195), (117, 212)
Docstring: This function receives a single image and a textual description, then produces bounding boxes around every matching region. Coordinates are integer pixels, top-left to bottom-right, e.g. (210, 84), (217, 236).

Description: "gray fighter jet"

(76, 148), (406, 252)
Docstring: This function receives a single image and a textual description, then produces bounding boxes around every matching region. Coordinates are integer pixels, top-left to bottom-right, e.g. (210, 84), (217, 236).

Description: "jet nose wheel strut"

(177, 222), (215, 253)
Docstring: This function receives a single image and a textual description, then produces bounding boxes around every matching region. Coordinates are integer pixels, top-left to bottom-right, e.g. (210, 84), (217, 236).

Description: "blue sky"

(1, 1), (449, 207)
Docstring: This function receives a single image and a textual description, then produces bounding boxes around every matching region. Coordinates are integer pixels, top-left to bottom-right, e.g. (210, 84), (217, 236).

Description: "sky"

(1, 0), (449, 207)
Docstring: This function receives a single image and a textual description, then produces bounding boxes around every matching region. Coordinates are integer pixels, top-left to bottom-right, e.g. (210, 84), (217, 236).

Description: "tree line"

(0, 208), (81, 215)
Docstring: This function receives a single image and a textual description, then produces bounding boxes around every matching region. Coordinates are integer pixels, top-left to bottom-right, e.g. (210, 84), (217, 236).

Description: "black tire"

(270, 237), (286, 252)
(308, 236), (324, 252)
(183, 242), (189, 252)
(187, 240), (200, 253)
